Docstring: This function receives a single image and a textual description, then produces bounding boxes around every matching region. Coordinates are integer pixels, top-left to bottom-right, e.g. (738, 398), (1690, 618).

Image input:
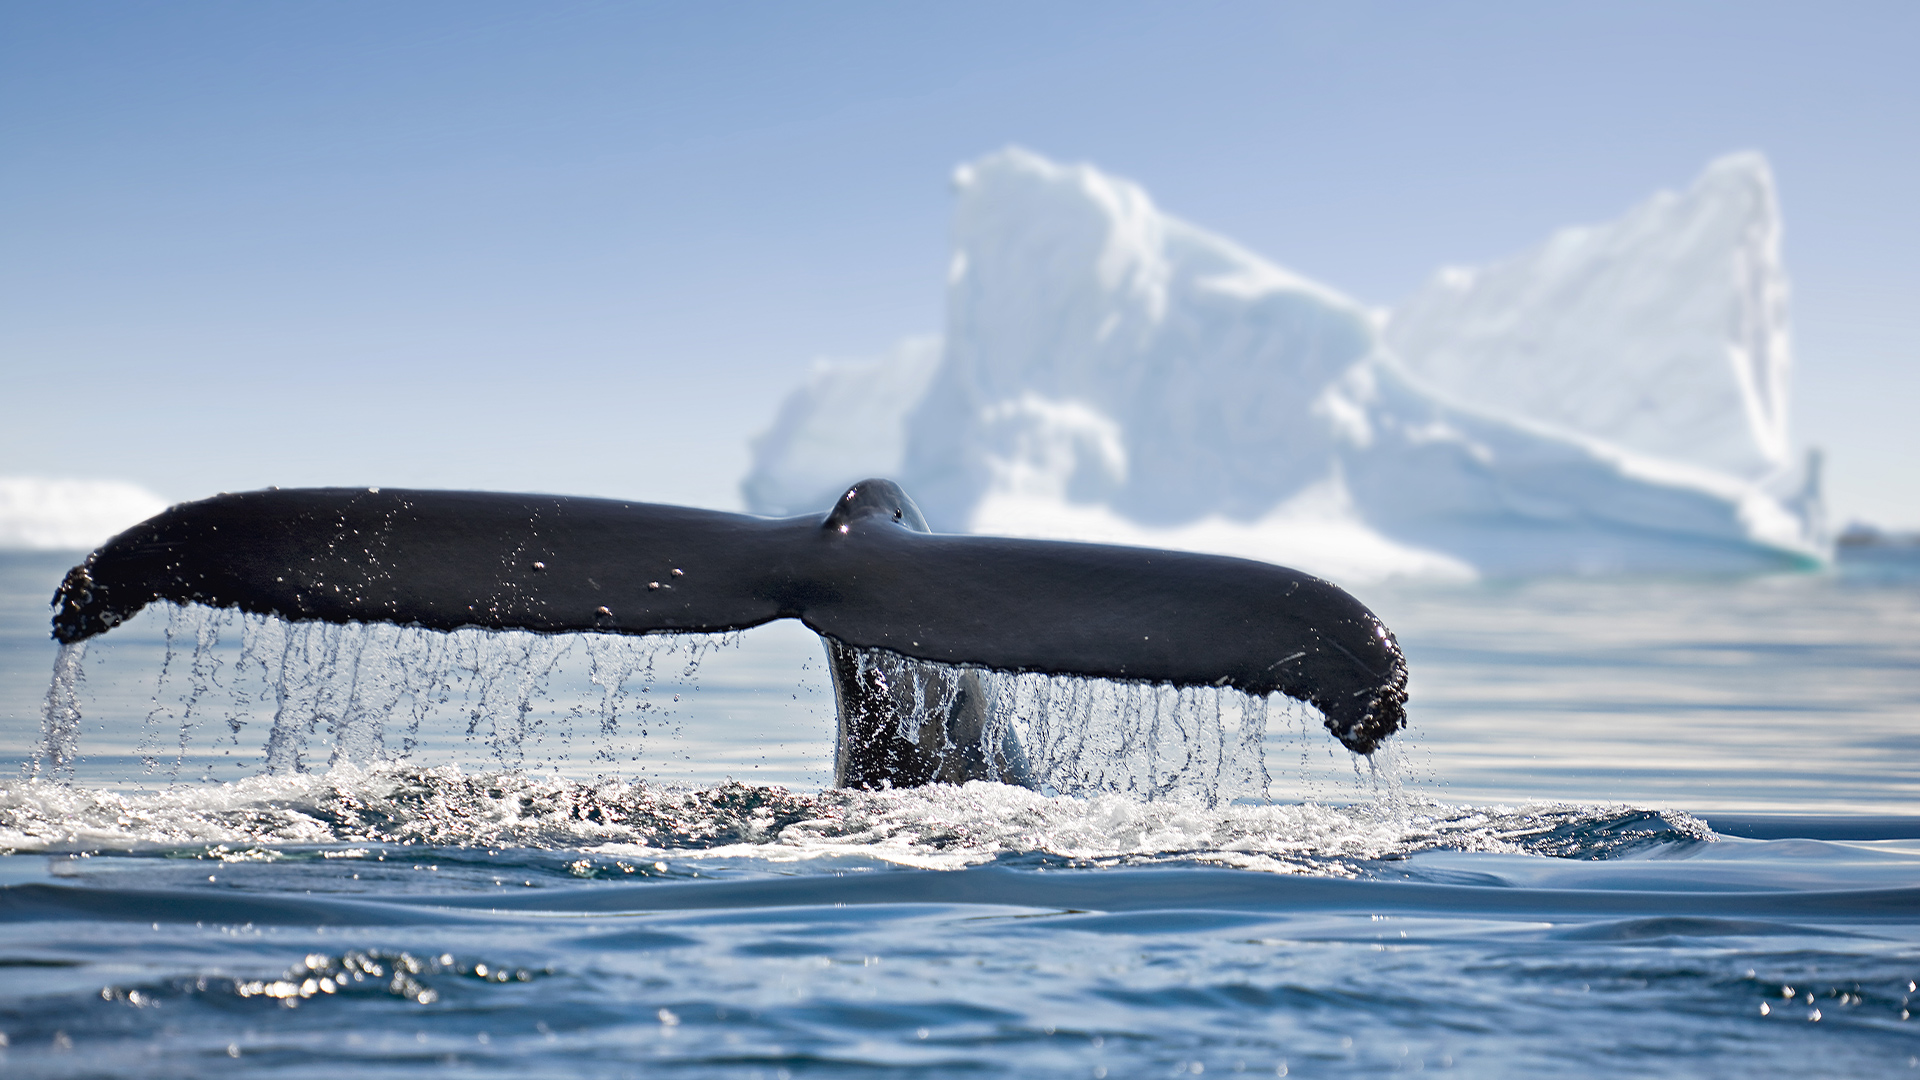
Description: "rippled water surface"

(1, 551), (1917, 1077)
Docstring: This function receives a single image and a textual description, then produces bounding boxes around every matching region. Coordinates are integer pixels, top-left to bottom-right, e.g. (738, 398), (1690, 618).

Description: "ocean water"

(1, 549), (1916, 1077)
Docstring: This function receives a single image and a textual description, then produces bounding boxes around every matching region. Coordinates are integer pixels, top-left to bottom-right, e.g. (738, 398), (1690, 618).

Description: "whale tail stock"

(50, 480), (1408, 775)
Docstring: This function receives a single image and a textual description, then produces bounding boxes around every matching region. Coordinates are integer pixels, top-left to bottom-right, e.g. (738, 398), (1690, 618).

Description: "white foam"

(0, 764), (1712, 876)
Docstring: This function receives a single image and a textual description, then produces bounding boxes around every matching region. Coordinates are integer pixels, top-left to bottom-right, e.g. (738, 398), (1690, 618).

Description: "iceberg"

(741, 336), (943, 517)
(744, 149), (1826, 582)
(906, 150), (1372, 531)
(0, 477), (170, 551)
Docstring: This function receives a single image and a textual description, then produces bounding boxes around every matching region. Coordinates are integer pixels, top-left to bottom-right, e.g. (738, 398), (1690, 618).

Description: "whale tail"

(50, 480), (1408, 773)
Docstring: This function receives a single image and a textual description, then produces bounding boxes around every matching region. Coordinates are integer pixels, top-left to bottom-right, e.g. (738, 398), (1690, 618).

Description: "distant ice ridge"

(743, 149), (1826, 581)
(0, 477), (169, 551)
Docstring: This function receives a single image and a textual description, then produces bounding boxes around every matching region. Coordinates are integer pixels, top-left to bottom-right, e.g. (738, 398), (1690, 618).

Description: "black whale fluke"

(50, 480), (1409, 766)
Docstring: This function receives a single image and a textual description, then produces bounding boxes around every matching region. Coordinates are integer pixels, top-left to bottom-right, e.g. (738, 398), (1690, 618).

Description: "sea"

(0, 547), (1916, 1077)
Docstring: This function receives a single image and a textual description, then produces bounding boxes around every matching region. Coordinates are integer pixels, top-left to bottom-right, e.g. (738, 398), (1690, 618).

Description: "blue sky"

(3, 1), (1915, 526)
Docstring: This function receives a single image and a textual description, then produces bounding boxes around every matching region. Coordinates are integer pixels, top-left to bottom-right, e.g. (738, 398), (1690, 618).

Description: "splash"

(0, 764), (1714, 872)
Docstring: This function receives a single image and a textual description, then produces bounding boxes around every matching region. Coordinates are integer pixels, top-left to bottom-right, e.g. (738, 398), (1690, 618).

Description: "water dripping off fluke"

(31, 640), (87, 781)
(824, 641), (1303, 805)
(34, 600), (1378, 812)
(37, 603), (717, 785)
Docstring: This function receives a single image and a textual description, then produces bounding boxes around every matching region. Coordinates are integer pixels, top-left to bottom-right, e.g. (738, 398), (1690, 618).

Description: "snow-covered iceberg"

(0, 477), (169, 551)
(742, 149), (1826, 582)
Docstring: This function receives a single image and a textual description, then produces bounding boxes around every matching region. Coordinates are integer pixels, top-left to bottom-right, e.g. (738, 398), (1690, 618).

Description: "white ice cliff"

(742, 149), (1826, 582)
(1386, 152), (1793, 482)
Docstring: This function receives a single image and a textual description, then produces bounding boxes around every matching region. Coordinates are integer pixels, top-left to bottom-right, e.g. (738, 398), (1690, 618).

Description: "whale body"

(49, 480), (1409, 785)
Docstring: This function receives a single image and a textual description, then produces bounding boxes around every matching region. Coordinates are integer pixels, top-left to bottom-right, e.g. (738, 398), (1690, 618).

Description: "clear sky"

(3, 1), (1915, 526)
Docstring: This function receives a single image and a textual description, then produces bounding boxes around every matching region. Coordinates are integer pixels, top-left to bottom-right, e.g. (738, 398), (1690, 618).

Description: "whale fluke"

(50, 481), (1408, 769)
